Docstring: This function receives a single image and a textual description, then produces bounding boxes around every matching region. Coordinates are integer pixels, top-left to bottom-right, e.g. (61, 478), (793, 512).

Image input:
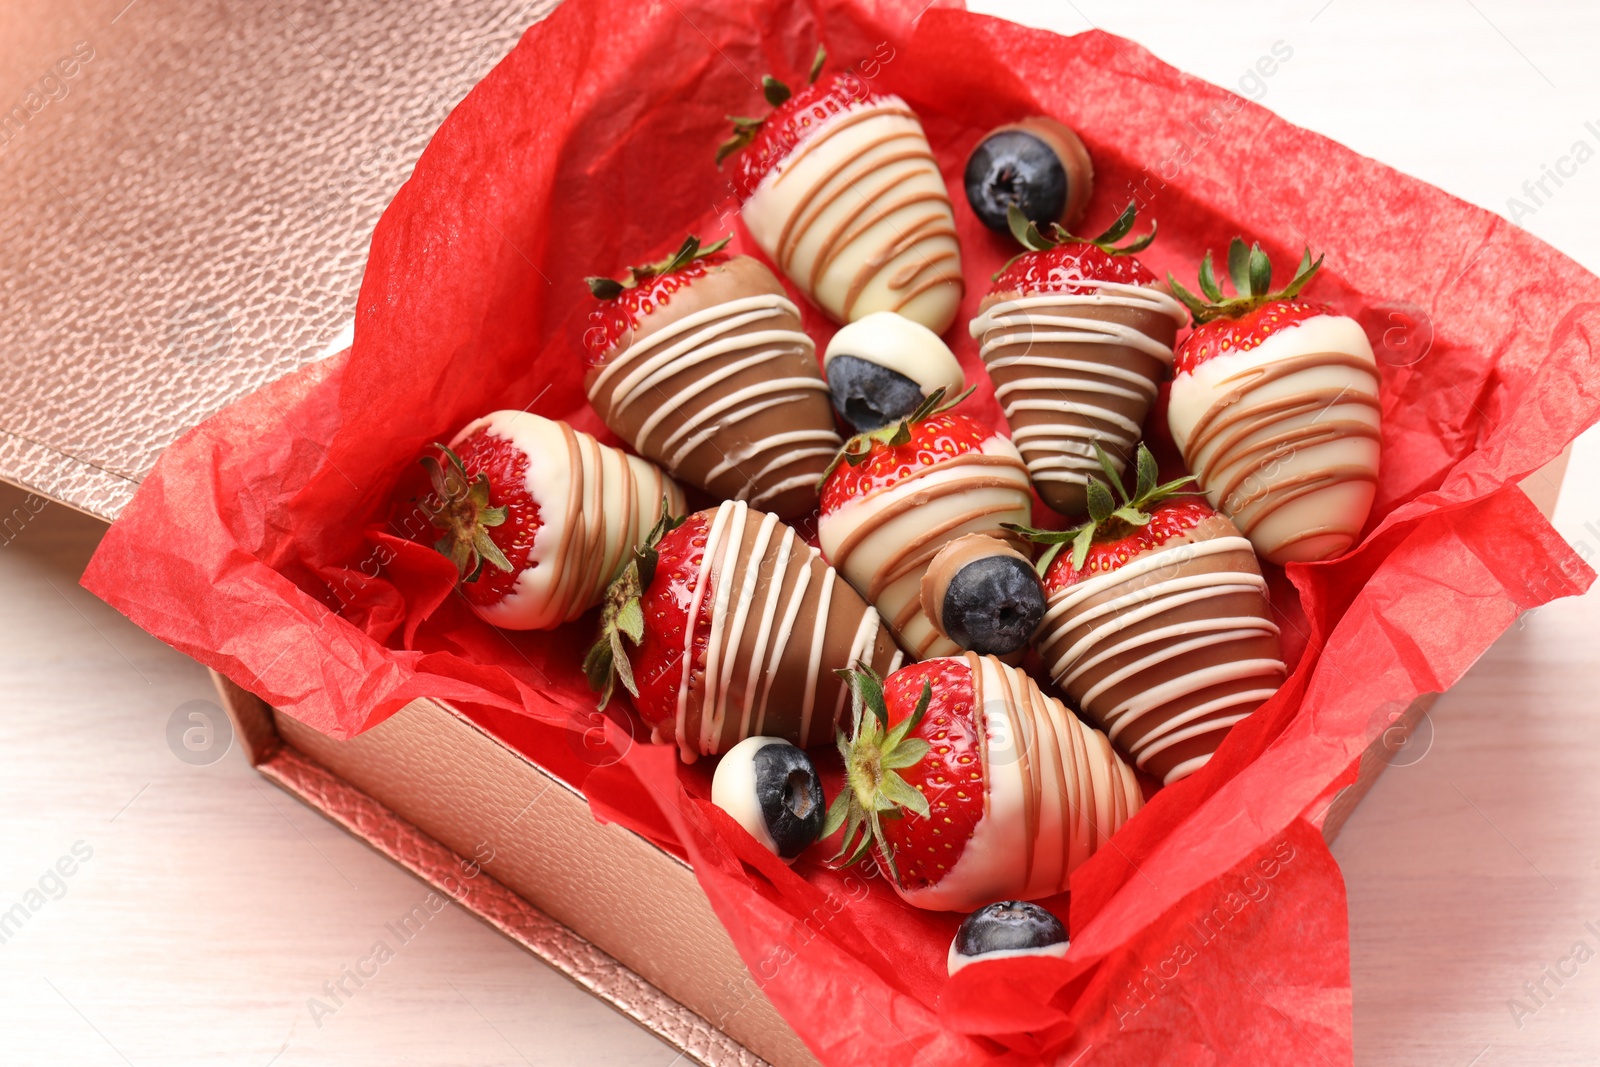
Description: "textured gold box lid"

(0, 0), (557, 519)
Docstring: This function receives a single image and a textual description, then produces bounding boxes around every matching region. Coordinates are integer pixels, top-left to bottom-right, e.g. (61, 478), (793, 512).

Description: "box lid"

(0, 0), (556, 520)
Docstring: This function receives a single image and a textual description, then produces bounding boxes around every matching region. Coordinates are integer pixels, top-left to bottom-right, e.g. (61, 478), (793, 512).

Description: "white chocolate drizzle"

(1035, 536), (1286, 784)
(1168, 314), (1381, 564)
(743, 95), (964, 333)
(970, 284), (1186, 497)
(672, 500), (902, 761)
(588, 294), (839, 508)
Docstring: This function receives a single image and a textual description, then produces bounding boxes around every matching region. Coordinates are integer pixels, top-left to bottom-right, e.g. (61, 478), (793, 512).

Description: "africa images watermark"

(0, 40), (95, 153)
(0, 841), (96, 947)
(1111, 837), (1298, 1030)
(1122, 41), (1296, 213)
(1506, 918), (1600, 1029)
(1504, 119), (1600, 226)
(305, 840), (497, 1028)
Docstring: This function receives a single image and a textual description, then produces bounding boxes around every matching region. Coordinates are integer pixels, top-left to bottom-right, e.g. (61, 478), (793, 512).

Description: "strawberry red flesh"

(630, 513), (714, 729)
(1173, 299), (1330, 376)
(729, 76), (886, 201)
(820, 412), (992, 516)
(584, 254), (731, 360)
(443, 430), (542, 606)
(989, 243), (1157, 298)
(878, 659), (983, 890)
(1043, 498), (1214, 595)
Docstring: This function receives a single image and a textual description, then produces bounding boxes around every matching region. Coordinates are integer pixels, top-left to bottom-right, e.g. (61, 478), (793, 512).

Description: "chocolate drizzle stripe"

(804, 149), (939, 293)
(799, 571), (835, 744)
(1178, 347), (1380, 559)
(738, 523), (795, 741)
(590, 294), (838, 510)
(711, 511), (778, 750)
(970, 286), (1182, 498)
(773, 124), (923, 264)
(1036, 537), (1286, 784)
(752, 97), (962, 325)
(671, 500), (900, 758)
(757, 546), (813, 734)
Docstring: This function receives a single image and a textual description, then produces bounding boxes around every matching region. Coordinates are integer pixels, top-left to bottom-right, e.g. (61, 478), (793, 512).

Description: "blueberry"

(823, 312), (966, 433)
(948, 901), (1068, 974)
(942, 554), (1046, 656)
(965, 129), (1068, 233)
(710, 736), (826, 862)
(826, 354), (926, 433)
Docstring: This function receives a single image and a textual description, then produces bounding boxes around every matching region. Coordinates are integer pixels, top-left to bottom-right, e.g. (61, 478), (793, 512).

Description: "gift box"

(76, 0), (1599, 1064)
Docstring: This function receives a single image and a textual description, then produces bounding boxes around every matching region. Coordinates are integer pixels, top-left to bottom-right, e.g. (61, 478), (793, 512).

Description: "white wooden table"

(2, 1), (1597, 1063)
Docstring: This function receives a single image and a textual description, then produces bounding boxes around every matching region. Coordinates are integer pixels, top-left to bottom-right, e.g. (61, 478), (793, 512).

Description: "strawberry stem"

(995, 201), (1157, 280)
(716, 47), (829, 168)
(822, 664), (933, 881)
(816, 384), (976, 489)
(585, 234), (732, 300)
(583, 508), (686, 709)
(420, 444), (513, 583)
(1004, 443), (1200, 576)
(1168, 239), (1324, 325)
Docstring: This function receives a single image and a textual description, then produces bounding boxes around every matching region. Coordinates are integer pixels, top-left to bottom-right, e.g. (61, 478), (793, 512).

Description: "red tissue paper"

(83, 0), (1600, 1063)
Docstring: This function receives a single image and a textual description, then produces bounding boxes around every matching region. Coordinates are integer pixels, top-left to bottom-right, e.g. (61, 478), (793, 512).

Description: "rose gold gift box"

(0, 2), (1573, 1064)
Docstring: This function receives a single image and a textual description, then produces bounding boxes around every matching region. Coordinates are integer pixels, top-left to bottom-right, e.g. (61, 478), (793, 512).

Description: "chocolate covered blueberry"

(948, 900), (1069, 974)
(920, 534), (1045, 657)
(964, 118), (1093, 233)
(711, 736), (827, 861)
(823, 312), (965, 433)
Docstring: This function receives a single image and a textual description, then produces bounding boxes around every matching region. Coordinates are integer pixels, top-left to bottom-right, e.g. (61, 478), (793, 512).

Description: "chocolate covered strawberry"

(415, 410), (684, 630)
(719, 48), (964, 334)
(584, 234), (840, 519)
(825, 655), (1142, 912)
(816, 390), (1033, 660)
(1015, 444), (1286, 785)
(970, 204), (1187, 517)
(1167, 241), (1381, 564)
(586, 499), (902, 761)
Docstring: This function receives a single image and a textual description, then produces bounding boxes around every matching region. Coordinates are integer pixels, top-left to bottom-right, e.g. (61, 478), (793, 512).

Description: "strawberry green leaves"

(420, 444), (513, 582)
(822, 663), (932, 879)
(584, 508), (686, 709)
(585, 234), (732, 299)
(816, 384), (976, 488)
(1169, 238), (1324, 325)
(717, 46), (828, 166)
(996, 201), (1157, 279)
(1006, 443), (1199, 576)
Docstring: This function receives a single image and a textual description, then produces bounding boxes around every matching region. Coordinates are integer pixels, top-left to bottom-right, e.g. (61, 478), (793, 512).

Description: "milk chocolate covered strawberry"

(417, 411), (685, 630)
(816, 390), (1033, 660)
(587, 499), (902, 761)
(584, 235), (840, 519)
(1017, 445), (1286, 784)
(719, 48), (964, 334)
(1167, 241), (1381, 564)
(970, 205), (1188, 517)
(825, 656), (1142, 912)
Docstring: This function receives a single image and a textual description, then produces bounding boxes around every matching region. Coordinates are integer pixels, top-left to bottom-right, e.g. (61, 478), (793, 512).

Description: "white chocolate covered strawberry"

(1167, 242), (1381, 564)
(719, 49), (964, 334)
(816, 391), (1033, 660)
(416, 411), (685, 630)
(825, 656), (1142, 912)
